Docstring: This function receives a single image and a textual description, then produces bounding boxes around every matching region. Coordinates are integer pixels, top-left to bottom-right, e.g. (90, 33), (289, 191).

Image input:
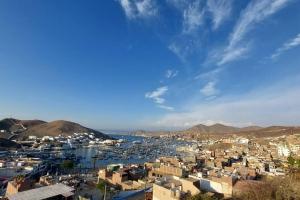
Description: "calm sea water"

(75, 135), (148, 168)
(74, 134), (192, 168)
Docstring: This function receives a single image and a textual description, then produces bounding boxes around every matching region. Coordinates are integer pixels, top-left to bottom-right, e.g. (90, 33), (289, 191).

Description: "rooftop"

(7, 183), (74, 200)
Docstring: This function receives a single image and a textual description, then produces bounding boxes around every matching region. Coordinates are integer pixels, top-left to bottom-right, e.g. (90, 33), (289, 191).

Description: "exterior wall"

(112, 172), (128, 185)
(199, 177), (233, 197)
(200, 179), (222, 193)
(151, 165), (184, 178)
(120, 180), (143, 190)
(179, 179), (200, 196)
(160, 157), (180, 166)
(152, 184), (178, 200)
(5, 179), (34, 197)
(5, 182), (19, 197)
(98, 169), (107, 180)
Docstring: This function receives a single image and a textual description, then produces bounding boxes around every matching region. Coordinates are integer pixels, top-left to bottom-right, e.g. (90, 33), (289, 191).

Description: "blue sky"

(0, 0), (300, 130)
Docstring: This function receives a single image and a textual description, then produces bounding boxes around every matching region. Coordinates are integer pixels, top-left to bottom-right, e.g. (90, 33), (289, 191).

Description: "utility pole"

(103, 184), (107, 200)
(144, 179), (147, 200)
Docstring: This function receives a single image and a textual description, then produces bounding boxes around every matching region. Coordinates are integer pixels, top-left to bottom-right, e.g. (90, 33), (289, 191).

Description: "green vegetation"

(287, 156), (300, 168)
(15, 174), (25, 182)
(288, 156), (295, 165)
(61, 160), (74, 169)
(188, 193), (217, 200)
(96, 180), (106, 193)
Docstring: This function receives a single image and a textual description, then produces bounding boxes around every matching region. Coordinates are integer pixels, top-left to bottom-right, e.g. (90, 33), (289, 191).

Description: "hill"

(183, 124), (300, 138)
(0, 118), (112, 140)
(237, 126), (300, 138)
(22, 120), (111, 139)
(0, 118), (46, 133)
(186, 123), (240, 134)
(134, 123), (300, 138)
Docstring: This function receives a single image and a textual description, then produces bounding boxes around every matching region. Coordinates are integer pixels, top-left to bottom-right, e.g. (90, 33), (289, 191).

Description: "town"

(1, 0), (300, 199)
(0, 125), (300, 200)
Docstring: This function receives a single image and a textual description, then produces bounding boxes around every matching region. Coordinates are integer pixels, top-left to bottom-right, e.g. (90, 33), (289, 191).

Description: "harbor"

(75, 134), (194, 168)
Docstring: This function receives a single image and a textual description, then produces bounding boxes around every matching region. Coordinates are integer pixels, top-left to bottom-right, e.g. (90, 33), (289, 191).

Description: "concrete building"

(152, 176), (200, 200)
(98, 167), (146, 190)
(5, 177), (34, 197)
(277, 144), (290, 157)
(148, 164), (187, 178)
(197, 176), (234, 198)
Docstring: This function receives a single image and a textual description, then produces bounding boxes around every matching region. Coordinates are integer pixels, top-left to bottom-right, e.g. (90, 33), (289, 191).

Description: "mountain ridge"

(134, 123), (300, 138)
(0, 118), (111, 140)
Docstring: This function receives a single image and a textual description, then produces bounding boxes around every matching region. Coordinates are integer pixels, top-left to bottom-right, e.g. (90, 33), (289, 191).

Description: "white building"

(237, 138), (249, 144)
(290, 144), (300, 155)
(28, 135), (37, 140)
(277, 144), (290, 157)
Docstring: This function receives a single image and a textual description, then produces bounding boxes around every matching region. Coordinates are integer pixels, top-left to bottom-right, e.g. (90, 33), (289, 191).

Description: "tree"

(297, 160), (300, 168)
(287, 156), (295, 166)
(61, 160), (74, 169)
(97, 180), (107, 199)
(96, 180), (106, 193)
(15, 174), (25, 183)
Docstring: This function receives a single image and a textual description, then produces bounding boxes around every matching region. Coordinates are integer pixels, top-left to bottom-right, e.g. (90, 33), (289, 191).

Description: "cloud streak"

(145, 86), (168, 104)
(182, 0), (204, 34)
(157, 104), (174, 111)
(154, 77), (300, 128)
(200, 81), (219, 97)
(207, 0), (232, 30)
(166, 0), (204, 61)
(219, 0), (291, 65)
(145, 86), (174, 111)
(271, 33), (300, 59)
(165, 69), (178, 79)
(118, 0), (158, 20)
(218, 45), (249, 66)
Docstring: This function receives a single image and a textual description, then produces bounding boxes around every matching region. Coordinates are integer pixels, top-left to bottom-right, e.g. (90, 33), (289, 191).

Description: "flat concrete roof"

(7, 183), (74, 200)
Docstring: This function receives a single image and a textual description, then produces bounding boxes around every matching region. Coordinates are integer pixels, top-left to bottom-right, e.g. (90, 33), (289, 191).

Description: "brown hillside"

(134, 123), (299, 138)
(237, 126), (300, 138)
(21, 120), (111, 139)
(186, 123), (240, 134)
(0, 118), (46, 132)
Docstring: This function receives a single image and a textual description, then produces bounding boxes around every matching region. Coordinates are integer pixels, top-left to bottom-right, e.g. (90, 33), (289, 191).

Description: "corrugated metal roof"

(7, 183), (74, 200)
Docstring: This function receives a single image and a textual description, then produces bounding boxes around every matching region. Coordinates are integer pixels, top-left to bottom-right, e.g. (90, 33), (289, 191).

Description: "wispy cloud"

(166, 0), (204, 61)
(166, 0), (187, 9)
(145, 86), (174, 111)
(200, 81), (219, 97)
(165, 69), (178, 79)
(182, 0), (205, 34)
(145, 86), (168, 104)
(271, 33), (300, 59)
(168, 39), (198, 62)
(154, 76), (300, 128)
(118, 0), (158, 20)
(207, 0), (232, 30)
(219, 0), (291, 65)
(229, 0), (290, 49)
(195, 67), (222, 80)
(157, 104), (174, 111)
(218, 45), (249, 66)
